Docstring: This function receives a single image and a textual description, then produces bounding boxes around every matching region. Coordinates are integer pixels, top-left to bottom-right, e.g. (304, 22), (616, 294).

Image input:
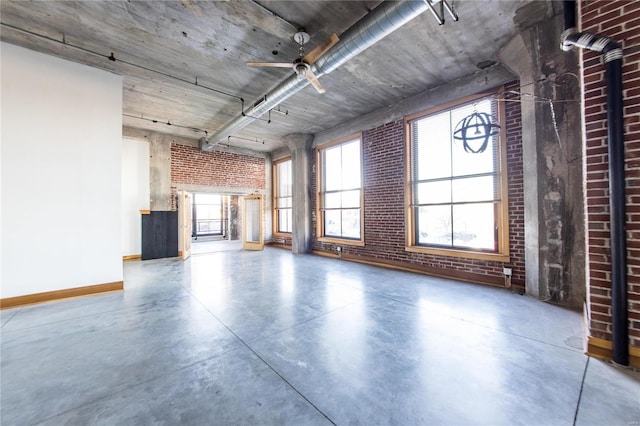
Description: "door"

(179, 191), (192, 260)
(242, 194), (263, 250)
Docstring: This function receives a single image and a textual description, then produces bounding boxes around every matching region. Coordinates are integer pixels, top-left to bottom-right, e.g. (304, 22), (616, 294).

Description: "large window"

(274, 158), (292, 234)
(317, 134), (363, 244)
(406, 91), (509, 261)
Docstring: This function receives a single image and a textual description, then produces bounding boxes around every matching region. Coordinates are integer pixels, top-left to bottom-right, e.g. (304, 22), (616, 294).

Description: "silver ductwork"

(209, 0), (438, 146)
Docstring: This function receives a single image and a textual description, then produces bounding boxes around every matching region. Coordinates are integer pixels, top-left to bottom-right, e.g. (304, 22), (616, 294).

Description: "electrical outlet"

(503, 267), (512, 276)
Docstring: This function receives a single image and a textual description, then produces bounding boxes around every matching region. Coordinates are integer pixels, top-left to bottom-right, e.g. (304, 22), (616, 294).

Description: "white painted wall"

(121, 138), (150, 257)
(1, 42), (123, 298)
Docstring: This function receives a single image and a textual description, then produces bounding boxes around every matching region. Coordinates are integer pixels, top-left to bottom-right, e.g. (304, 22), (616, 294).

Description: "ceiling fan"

(247, 30), (339, 94)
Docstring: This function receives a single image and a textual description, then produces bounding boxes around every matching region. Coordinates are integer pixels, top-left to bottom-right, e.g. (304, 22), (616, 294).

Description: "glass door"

(242, 194), (263, 250)
(178, 191), (192, 260)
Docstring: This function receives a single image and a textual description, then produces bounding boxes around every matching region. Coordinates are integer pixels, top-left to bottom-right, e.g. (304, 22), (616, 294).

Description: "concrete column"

(283, 133), (314, 254)
(148, 135), (172, 211)
(499, 14), (585, 307)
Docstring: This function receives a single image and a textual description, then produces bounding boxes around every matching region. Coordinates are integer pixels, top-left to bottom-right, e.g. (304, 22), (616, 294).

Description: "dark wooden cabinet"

(141, 211), (178, 260)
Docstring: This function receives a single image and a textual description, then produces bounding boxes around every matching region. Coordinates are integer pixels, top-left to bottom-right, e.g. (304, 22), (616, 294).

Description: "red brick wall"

(504, 83), (526, 285)
(171, 143), (265, 189)
(312, 82), (525, 287)
(581, 0), (640, 347)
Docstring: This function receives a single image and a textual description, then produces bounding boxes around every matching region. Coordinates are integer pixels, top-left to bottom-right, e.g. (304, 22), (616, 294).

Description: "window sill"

(405, 245), (510, 263)
(318, 237), (365, 247)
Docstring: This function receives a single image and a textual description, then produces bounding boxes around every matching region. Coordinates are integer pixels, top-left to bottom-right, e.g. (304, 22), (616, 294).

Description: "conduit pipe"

(207, 0), (440, 146)
(560, 0), (628, 365)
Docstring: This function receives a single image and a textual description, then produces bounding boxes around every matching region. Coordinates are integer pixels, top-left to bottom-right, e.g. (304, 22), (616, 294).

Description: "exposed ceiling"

(0, 0), (554, 153)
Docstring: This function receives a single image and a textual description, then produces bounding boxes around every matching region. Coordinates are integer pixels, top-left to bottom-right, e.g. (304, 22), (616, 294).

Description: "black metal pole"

(563, 0), (576, 30)
(605, 56), (629, 366)
(561, 0), (629, 365)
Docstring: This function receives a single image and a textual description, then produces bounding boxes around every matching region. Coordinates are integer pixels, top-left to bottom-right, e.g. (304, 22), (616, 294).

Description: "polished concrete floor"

(190, 238), (242, 255)
(2, 247), (639, 425)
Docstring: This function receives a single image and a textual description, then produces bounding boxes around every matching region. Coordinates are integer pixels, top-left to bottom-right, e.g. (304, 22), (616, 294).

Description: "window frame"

(316, 132), (365, 247)
(192, 193), (224, 237)
(404, 88), (510, 262)
(273, 156), (293, 236)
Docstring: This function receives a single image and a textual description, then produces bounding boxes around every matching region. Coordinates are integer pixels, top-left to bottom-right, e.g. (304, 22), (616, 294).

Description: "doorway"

(189, 193), (242, 255)
(192, 193), (225, 239)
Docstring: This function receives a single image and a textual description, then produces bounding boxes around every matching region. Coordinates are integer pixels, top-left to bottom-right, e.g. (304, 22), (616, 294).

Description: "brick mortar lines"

(582, 0), (640, 346)
(171, 143), (265, 189)
(312, 81), (525, 286)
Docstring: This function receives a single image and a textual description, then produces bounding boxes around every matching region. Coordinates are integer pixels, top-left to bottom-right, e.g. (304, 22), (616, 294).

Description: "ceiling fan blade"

(305, 69), (325, 94)
(303, 33), (339, 65)
(246, 62), (292, 68)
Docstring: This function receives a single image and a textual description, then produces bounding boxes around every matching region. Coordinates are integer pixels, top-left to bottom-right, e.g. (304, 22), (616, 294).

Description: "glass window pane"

(197, 205), (221, 220)
(451, 100), (497, 176)
(417, 205), (452, 246)
(325, 210), (341, 237)
(325, 192), (341, 209)
(341, 141), (361, 189)
(341, 190), (360, 209)
(341, 209), (360, 239)
(416, 181), (451, 205)
(451, 176), (496, 203)
(245, 198), (260, 242)
(320, 137), (362, 240)
(324, 146), (342, 191)
(277, 160), (292, 197)
(277, 196), (292, 209)
(197, 194), (221, 204)
(411, 95), (503, 253)
(452, 203), (495, 250)
(278, 209), (292, 233)
(452, 135), (496, 176)
(414, 111), (452, 180)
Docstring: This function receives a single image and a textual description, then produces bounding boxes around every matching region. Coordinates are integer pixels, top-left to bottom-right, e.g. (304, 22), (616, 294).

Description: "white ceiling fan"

(247, 30), (339, 94)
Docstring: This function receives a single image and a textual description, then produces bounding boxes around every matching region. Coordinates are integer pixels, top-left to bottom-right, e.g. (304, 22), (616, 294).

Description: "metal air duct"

(209, 0), (452, 145)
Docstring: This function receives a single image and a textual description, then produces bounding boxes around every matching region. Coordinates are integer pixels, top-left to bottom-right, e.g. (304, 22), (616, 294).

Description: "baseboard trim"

(271, 243), (292, 250)
(313, 250), (340, 259)
(312, 249), (509, 288)
(123, 254), (141, 261)
(0, 281), (124, 310)
(587, 336), (640, 368)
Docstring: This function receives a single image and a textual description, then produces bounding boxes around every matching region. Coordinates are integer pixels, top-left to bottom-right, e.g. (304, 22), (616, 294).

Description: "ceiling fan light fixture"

(293, 30), (310, 46)
(295, 62), (309, 79)
(246, 31), (338, 94)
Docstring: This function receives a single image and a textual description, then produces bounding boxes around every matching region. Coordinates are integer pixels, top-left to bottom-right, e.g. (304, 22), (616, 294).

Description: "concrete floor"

(190, 238), (242, 255)
(2, 248), (639, 425)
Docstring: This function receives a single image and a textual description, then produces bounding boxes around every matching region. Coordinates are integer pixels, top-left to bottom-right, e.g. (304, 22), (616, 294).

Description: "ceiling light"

(295, 62), (309, 80)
